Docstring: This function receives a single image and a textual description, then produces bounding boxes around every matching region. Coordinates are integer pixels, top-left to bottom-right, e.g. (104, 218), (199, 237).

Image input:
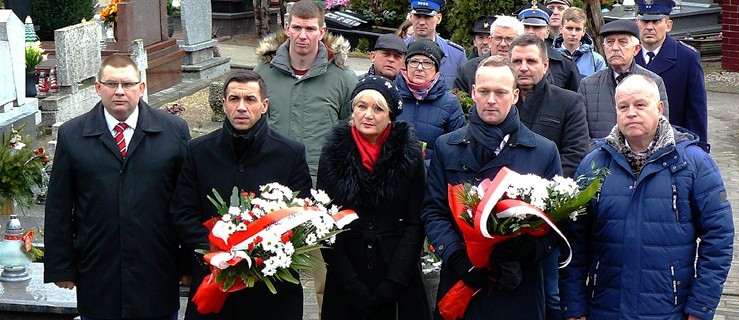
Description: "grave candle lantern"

(0, 215), (32, 282)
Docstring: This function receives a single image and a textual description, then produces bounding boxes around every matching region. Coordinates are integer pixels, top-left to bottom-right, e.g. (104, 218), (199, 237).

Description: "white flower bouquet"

(192, 183), (357, 314)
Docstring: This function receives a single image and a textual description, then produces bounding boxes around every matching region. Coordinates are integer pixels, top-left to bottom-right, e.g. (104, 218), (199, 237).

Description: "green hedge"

(31, 0), (96, 41)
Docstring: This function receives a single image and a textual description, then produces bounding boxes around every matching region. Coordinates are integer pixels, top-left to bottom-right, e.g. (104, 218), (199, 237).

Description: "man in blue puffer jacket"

(559, 74), (733, 320)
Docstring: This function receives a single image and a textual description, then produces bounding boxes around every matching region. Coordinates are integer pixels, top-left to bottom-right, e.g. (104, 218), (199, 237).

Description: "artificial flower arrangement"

(0, 123), (50, 212)
(325, 0), (349, 10)
(21, 228), (44, 261)
(25, 41), (46, 73)
(192, 183), (357, 314)
(100, 0), (123, 26)
(438, 166), (606, 320)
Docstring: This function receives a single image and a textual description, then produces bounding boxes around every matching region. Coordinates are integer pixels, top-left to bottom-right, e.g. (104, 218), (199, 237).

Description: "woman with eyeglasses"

(395, 38), (465, 166)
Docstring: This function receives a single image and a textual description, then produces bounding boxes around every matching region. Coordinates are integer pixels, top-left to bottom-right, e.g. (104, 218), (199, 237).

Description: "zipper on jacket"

(670, 264), (678, 306)
(590, 260), (600, 299)
(672, 184), (678, 221)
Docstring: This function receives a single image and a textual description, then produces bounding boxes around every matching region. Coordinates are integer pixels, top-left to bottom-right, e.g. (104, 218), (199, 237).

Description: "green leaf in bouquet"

(229, 186), (240, 207)
(261, 275), (277, 294)
(242, 274), (255, 288)
(276, 268), (300, 284)
(207, 188), (228, 213)
(222, 275), (236, 291)
(531, 177), (604, 229)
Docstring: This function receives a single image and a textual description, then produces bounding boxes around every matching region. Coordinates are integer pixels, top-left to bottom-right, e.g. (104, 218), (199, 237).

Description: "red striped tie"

(114, 123), (128, 158)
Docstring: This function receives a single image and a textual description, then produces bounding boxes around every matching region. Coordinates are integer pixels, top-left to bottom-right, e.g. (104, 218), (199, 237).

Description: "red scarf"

(351, 124), (392, 173)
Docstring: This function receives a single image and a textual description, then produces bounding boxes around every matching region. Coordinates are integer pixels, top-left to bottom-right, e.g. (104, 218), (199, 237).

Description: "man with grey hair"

(578, 19), (669, 140)
(454, 15), (525, 94)
(560, 74), (733, 320)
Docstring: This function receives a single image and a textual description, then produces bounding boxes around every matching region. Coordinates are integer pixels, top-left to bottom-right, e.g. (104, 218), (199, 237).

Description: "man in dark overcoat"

(635, 0), (709, 152)
(44, 55), (191, 319)
(170, 70), (312, 320)
(421, 56), (563, 320)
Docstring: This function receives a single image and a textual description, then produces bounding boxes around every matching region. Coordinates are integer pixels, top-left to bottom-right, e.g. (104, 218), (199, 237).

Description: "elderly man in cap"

(365, 33), (407, 80)
(544, 0), (572, 46)
(560, 74), (733, 320)
(517, 5), (581, 92)
(454, 16), (525, 94)
(578, 19), (669, 140)
(635, 0), (709, 153)
(405, 0), (466, 86)
(468, 16), (496, 60)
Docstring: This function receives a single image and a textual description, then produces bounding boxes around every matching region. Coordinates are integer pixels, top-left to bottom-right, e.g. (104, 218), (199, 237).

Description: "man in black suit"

(170, 70), (312, 319)
(44, 55), (191, 320)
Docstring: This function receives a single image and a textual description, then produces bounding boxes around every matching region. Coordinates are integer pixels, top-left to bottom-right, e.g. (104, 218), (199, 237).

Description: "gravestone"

(179, 0), (230, 80)
(111, 0), (184, 94)
(38, 21), (101, 128)
(211, 0), (279, 37)
(0, 10), (39, 139)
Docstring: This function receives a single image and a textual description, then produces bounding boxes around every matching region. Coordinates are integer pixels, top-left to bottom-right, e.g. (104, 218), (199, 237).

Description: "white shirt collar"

(103, 105), (139, 132)
(642, 45), (662, 63)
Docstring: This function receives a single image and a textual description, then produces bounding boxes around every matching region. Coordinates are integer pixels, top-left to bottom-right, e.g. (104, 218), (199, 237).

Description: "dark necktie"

(616, 72), (630, 84)
(114, 123), (128, 158)
(646, 52), (655, 67)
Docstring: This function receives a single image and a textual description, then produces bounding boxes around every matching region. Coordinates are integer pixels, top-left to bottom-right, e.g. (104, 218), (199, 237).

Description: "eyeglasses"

(408, 59), (435, 70)
(99, 81), (141, 91)
(491, 36), (516, 44)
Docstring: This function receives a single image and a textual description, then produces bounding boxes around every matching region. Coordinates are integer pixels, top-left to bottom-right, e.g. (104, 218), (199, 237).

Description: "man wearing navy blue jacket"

(635, 0), (709, 152)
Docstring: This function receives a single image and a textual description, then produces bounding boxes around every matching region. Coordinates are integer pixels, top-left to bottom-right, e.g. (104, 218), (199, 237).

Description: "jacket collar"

(216, 117), (269, 159)
(255, 31), (351, 71)
(395, 73), (449, 100)
(82, 100), (163, 162)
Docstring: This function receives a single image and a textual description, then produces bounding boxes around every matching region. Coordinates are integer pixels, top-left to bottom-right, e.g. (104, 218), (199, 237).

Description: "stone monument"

(179, 0), (230, 80)
(38, 21), (101, 129)
(0, 10), (39, 139)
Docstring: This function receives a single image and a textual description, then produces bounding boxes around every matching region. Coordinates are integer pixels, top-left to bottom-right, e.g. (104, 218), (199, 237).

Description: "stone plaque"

(54, 21), (102, 87)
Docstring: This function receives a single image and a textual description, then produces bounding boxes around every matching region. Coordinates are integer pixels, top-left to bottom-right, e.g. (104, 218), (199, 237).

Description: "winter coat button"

(663, 162), (668, 166)
(628, 185), (633, 190)
(462, 165), (468, 171)
(238, 165), (245, 172)
(368, 223), (374, 230)
(438, 244), (444, 251)
(367, 263), (374, 270)
(367, 243), (374, 249)
(702, 307), (708, 312)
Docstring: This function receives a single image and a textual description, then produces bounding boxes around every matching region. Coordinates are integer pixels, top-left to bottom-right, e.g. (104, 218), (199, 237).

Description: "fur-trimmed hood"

(317, 121), (423, 211)
(255, 31), (350, 70)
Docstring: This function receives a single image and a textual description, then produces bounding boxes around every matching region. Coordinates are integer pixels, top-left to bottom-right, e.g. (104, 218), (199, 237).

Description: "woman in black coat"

(317, 76), (431, 320)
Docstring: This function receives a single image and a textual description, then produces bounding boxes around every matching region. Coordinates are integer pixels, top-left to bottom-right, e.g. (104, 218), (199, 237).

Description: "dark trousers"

(81, 313), (178, 320)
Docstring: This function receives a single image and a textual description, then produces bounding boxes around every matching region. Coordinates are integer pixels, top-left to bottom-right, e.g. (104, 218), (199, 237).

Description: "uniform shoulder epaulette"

(446, 40), (465, 52)
(678, 40), (699, 53)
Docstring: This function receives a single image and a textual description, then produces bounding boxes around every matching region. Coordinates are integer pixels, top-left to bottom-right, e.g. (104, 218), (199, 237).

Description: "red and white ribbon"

(474, 167), (573, 268)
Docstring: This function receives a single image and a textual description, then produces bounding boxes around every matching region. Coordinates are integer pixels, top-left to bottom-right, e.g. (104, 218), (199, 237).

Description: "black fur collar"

(320, 121), (423, 210)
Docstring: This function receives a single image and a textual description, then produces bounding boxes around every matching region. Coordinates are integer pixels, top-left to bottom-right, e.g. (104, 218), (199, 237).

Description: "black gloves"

(489, 234), (545, 265)
(343, 278), (371, 315)
(448, 250), (493, 290)
(490, 260), (523, 291)
(372, 280), (403, 305)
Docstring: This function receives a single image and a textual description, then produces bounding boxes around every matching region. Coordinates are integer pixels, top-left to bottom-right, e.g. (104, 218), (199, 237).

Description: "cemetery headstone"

(179, 0), (230, 79)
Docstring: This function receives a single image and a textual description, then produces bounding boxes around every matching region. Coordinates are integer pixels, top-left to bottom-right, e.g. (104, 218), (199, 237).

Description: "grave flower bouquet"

(0, 123), (50, 213)
(100, 0), (123, 26)
(438, 167), (605, 320)
(192, 183), (357, 314)
(25, 41), (45, 72)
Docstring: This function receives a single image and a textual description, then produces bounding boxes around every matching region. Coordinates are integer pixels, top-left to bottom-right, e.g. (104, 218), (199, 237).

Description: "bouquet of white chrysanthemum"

(192, 183), (356, 314)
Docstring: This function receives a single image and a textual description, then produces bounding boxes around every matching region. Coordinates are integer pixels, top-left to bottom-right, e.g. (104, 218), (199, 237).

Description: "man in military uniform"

(635, 0), (709, 152)
(468, 16), (496, 60)
(405, 0), (466, 85)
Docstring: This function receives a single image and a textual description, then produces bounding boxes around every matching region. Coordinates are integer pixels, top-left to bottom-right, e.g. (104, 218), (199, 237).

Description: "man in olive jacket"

(254, 0), (357, 183)
(44, 55), (190, 319)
